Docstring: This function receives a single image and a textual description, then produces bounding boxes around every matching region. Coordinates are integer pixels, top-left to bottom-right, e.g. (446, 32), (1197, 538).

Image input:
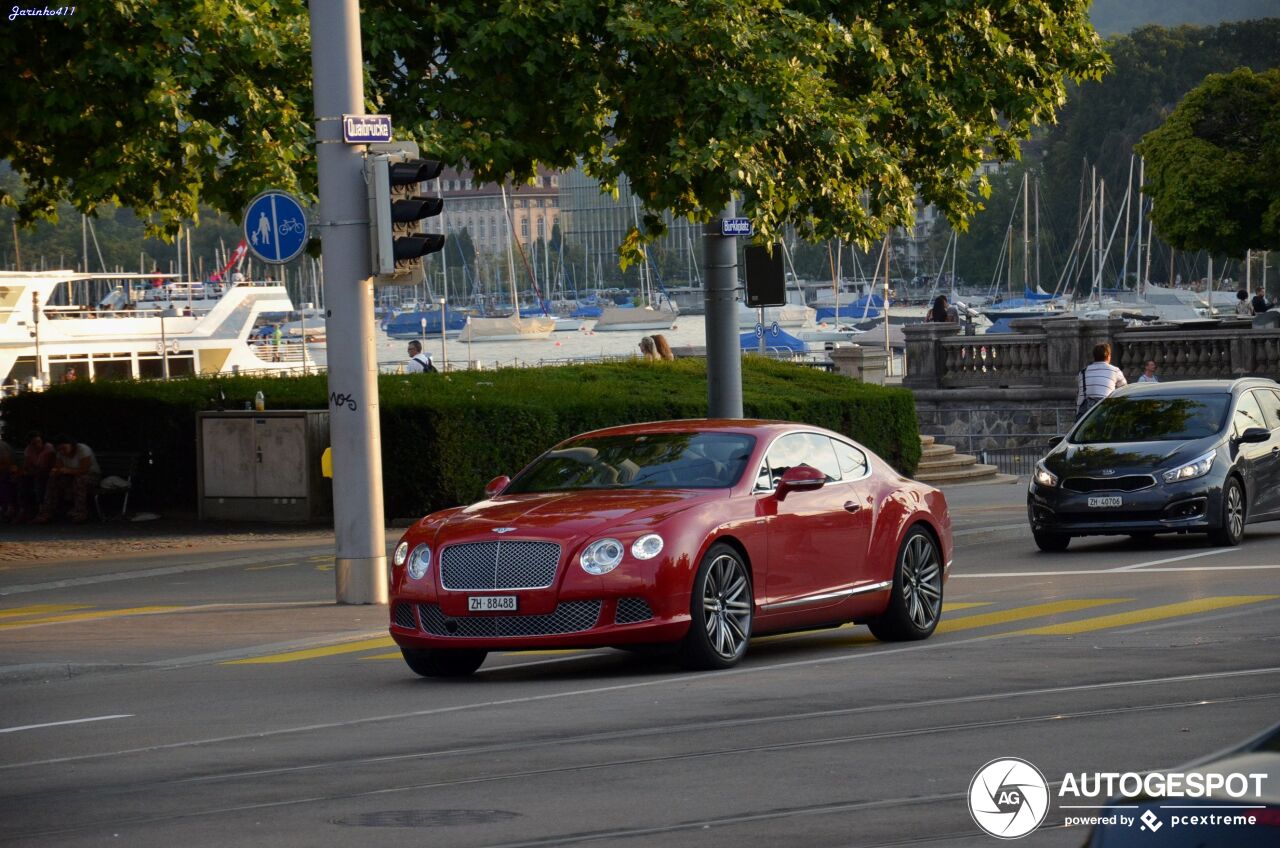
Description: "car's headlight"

(630, 533), (664, 561)
(1162, 451), (1215, 484)
(393, 541), (410, 567)
(407, 545), (432, 580)
(580, 538), (624, 575)
(1034, 462), (1058, 488)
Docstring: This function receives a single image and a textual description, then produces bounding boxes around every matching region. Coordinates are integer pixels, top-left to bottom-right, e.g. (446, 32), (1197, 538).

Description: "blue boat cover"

(739, 328), (807, 353)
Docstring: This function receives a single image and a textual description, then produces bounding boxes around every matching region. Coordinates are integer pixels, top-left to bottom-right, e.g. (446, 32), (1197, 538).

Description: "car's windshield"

(505, 432), (757, 493)
(1072, 396), (1230, 444)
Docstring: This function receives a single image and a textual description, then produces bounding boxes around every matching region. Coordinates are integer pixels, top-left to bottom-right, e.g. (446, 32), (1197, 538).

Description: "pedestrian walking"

(405, 340), (436, 373)
(1252, 289), (1270, 315)
(1138, 360), (1159, 383)
(1076, 343), (1128, 419)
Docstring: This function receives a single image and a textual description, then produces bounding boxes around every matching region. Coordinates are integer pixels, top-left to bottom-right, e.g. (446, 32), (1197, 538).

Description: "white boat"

(553, 316), (587, 333)
(592, 301), (679, 332)
(736, 301), (814, 330)
(456, 315), (556, 343)
(98, 278), (233, 314)
(1, 271), (311, 388)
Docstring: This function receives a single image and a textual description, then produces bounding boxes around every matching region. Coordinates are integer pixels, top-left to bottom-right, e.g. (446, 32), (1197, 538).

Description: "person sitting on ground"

(34, 434), (101, 524)
(1076, 343), (1127, 419)
(652, 334), (675, 361)
(15, 431), (54, 523)
(926, 294), (959, 323)
(638, 336), (658, 361)
(1252, 288), (1269, 315)
(1235, 289), (1253, 317)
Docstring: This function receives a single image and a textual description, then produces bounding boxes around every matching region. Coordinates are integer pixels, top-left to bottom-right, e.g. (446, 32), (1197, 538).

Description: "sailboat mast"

(1121, 155), (1134, 290)
(1022, 171), (1029, 291)
(883, 231), (891, 356)
(1136, 157), (1145, 290)
(1035, 178), (1041, 292)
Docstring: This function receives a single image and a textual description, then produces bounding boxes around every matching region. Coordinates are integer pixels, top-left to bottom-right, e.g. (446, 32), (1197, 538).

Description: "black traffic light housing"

(365, 142), (446, 285)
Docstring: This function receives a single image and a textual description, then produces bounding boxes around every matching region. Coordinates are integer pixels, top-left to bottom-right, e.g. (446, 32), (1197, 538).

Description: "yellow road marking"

(314, 565), (333, 572)
(361, 651), (403, 660)
(246, 562), (296, 571)
(0, 606), (182, 630)
(936, 599), (1129, 634)
(0, 604), (92, 620)
(939, 602), (992, 611)
(225, 636), (395, 665)
(1012, 596), (1280, 636)
(308, 555), (334, 563)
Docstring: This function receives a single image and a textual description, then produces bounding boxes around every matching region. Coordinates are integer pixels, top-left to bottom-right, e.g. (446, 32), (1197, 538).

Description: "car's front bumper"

(1028, 481), (1219, 536)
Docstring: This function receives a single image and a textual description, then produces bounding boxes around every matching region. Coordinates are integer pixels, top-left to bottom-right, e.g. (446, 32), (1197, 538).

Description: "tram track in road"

(4, 685), (1277, 842)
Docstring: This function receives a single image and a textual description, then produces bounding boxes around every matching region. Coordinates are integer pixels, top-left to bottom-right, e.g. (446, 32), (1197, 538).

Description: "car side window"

(762, 433), (841, 486)
(1255, 390), (1280, 431)
(832, 440), (868, 480)
(1232, 391), (1267, 438)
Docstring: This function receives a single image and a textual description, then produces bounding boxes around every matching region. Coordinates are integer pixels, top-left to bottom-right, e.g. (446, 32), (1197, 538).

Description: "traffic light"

(364, 141), (446, 285)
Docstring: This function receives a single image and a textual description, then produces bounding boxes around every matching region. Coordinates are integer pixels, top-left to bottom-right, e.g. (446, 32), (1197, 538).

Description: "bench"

(94, 452), (143, 520)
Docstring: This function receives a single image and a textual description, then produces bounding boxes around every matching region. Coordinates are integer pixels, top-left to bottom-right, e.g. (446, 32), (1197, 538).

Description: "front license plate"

(468, 595), (517, 612)
(1087, 496), (1123, 508)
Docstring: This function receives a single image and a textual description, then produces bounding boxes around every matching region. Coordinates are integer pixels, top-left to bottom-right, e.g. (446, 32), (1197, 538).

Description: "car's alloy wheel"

(1209, 478), (1245, 547)
(679, 544), (752, 669)
(401, 647), (488, 678)
(869, 526), (944, 641)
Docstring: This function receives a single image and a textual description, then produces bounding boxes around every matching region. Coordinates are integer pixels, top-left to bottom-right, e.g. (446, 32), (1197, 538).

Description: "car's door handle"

(843, 501), (862, 513)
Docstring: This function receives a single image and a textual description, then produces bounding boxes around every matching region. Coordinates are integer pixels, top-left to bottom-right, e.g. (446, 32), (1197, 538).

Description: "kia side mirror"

(1047, 435), (1064, 447)
(484, 475), (510, 498)
(775, 465), (825, 501)
(1237, 427), (1270, 444)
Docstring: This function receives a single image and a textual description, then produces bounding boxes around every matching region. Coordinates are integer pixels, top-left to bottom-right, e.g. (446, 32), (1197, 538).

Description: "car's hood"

(1047, 438), (1220, 476)
(421, 489), (720, 542)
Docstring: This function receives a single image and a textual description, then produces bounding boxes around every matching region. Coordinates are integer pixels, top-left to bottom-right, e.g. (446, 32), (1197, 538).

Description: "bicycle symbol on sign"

(278, 218), (305, 236)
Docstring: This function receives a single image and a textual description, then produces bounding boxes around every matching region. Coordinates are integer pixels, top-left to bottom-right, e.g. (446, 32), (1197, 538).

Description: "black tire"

(1033, 530), (1071, 552)
(678, 543), (753, 670)
(1208, 478), (1245, 547)
(868, 526), (944, 642)
(401, 647), (487, 678)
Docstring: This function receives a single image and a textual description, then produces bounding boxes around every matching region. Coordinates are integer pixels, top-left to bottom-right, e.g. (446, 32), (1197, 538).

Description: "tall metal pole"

(310, 0), (387, 604)
(704, 202), (742, 418)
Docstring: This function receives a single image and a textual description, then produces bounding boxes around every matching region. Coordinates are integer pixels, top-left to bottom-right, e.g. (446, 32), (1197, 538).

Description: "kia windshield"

(1073, 396), (1230, 444)
(505, 432), (757, 493)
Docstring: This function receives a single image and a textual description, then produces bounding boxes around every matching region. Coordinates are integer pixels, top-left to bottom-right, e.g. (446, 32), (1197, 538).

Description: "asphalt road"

(1, 480), (1278, 847)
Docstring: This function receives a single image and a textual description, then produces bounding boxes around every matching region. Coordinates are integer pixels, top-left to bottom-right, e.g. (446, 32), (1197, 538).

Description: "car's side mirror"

(484, 475), (510, 497)
(775, 465), (826, 501)
(1047, 435), (1064, 447)
(1237, 427), (1271, 444)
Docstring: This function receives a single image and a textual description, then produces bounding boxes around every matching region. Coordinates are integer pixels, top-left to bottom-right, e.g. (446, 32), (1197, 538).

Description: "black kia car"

(1028, 379), (1280, 551)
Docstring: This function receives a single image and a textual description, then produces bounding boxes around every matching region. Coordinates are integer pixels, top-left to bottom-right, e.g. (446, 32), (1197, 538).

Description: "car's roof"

(571, 419), (823, 441)
(1115, 378), (1278, 397)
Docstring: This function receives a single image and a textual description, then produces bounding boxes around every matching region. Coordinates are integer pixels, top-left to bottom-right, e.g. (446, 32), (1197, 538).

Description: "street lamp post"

(438, 297), (448, 370)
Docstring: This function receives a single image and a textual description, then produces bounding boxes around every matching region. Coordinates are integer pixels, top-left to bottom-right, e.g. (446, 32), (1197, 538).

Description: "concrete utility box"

(197, 410), (331, 522)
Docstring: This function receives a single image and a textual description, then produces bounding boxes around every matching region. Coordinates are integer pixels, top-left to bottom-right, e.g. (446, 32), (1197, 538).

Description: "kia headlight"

(406, 545), (432, 580)
(1033, 462), (1058, 488)
(580, 538), (625, 575)
(1162, 451), (1215, 484)
(393, 541), (410, 567)
(630, 534), (664, 561)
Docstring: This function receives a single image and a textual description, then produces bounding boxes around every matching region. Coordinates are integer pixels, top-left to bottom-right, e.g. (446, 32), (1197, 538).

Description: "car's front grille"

(614, 597), (654, 624)
(1063, 475), (1156, 493)
(392, 603), (417, 629)
(416, 601), (601, 638)
(439, 541), (561, 590)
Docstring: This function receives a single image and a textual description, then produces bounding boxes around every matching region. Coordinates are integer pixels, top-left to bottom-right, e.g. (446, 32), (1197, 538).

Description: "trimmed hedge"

(0, 359), (920, 518)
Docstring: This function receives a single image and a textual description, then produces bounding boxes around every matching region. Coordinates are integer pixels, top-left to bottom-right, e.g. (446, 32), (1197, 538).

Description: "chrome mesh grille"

(1063, 475), (1156, 493)
(417, 602), (601, 638)
(439, 541), (561, 590)
(392, 603), (417, 630)
(614, 597), (654, 624)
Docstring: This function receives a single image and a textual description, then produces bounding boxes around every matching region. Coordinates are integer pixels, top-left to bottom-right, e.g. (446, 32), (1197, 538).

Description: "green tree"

(1136, 67), (1280, 257)
(4, 2), (1106, 258)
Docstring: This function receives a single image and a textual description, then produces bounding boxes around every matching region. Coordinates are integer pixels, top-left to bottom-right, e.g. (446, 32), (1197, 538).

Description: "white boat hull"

(457, 316), (557, 343)
(592, 304), (679, 332)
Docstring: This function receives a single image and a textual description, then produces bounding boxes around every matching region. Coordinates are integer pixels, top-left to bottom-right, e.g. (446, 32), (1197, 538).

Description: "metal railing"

(979, 442), (1057, 476)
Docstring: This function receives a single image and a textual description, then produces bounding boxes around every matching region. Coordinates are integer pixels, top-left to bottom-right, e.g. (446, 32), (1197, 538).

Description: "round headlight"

(580, 538), (624, 575)
(407, 545), (432, 580)
(630, 533), (664, 561)
(393, 541), (410, 567)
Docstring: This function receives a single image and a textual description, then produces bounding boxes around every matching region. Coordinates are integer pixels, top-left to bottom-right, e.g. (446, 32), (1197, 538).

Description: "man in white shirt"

(34, 434), (101, 523)
(406, 340), (435, 373)
(1076, 343), (1128, 418)
(1138, 360), (1159, 382)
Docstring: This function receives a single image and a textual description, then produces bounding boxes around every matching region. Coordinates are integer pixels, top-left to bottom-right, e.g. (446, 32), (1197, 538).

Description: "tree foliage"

(3, 2), (1104, 256)
(0, 1), (313, 238)
(1136, 67), (1280, 257)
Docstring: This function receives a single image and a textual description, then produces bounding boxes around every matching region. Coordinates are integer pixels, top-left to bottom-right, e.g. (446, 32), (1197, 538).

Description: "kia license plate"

(1087, 496), (1122, 508)
(468, 595), (517, 612)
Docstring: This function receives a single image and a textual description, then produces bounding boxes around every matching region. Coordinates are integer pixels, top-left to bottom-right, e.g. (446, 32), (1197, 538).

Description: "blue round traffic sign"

(754, 323), (764, 338)
(243, 191), (308, 264)
(770, 321), (781, 337)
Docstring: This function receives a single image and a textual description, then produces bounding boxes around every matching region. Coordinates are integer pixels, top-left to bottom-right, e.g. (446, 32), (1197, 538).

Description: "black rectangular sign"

(744, 244), (786, 308)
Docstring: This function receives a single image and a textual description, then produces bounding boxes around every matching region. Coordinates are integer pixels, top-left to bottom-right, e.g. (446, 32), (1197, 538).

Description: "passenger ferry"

(0, 271), (313, 390)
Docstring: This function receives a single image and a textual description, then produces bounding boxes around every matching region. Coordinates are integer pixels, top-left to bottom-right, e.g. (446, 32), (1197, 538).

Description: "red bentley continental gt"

(389, 419), (952, 677)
